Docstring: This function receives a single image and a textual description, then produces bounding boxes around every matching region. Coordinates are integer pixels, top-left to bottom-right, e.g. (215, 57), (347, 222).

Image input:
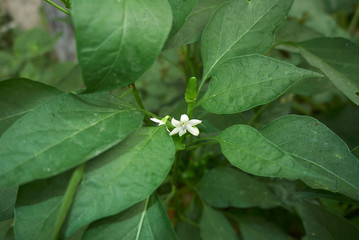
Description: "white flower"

(150, 116), (170, 132)
(150, 117), (166, 126)
(170, 114), (202, 137)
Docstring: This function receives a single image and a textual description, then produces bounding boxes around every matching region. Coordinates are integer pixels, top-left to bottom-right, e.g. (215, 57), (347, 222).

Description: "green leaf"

(199, 204), (237, 240)
(0, 188), (17, 221)
(13, 28), (58, 60)
(261, 115), (359, 201)
(295, 37), (359, 105)
(167, 0), (197, 39)
(72, 0), (172, 92)
(0, 93), (143, 187)
(217, 124), (305, 180)
(83, 194), (177, 240)
(165, 0), (228, 49)
(0, 78), (62, 136)
(201, 0), (293, 80)
(54, 64), (84, 92)
(14, 170), (73, 240)
(239, 217), (291, 240)
(300, 201), (359, 240)
(199, 55), (321, 114)
(198, 167), (280, 209)
(65, 127), (175, 236)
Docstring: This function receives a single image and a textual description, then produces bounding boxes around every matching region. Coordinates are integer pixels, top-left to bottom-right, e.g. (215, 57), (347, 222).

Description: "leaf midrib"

(202, 0), (279, 79)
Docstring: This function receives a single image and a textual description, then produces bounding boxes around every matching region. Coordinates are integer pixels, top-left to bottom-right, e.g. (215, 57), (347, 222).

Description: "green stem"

(129, 83), (152, 126)
(44, 0), (71, 15)
(163, 185), (176, 205)
(348, 3), (359, 34)
(178, 214), (200, 228)
(51, 163), (86, 240)
(248, 104), (268, 126)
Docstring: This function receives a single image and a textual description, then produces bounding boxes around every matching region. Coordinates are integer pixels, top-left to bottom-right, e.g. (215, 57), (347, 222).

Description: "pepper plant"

(1, 0), (359, 239)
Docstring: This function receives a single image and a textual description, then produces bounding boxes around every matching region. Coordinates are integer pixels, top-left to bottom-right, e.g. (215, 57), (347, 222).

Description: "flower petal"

(180, 114), (189, 122)
(170, 127), (180, 136)
(179, 127), (187, 137)
(186, 125), (199, 136)
(171, 117), (180, 127)
(150, 118), (164, 126)
(150, 118), (162, 123)
(188, 119), (202, 126)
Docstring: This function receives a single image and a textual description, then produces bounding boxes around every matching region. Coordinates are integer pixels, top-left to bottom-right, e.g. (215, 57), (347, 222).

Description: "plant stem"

(248, 104), (268, 126)
(129, 83), (152, 126)
(44, 0), (71, 16)
(348, 3), (359, 34)
(51, 163), (86, 240)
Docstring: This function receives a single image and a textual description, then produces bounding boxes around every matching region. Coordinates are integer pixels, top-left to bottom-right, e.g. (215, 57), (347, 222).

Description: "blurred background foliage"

(0, 0), (359, 239)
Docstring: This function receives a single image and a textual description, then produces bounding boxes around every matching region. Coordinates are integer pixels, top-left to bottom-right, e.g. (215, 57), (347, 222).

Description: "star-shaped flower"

(170, 114), (202, 137)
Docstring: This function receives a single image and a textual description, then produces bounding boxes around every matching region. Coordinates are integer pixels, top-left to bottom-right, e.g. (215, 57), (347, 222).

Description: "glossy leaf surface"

(218, 124), (305, 180)
(83, 194), (177, 240)
(198, 167), (280, 208)
(200, 55), (321, 114)
(65, 127), (175, 236)
(295, 37), (359, 105)
(200, 204), (237, 240)
(0, 78), (62, 136)
(201, 0), (293, 79)
(261, 115), (359, 200)
(0, 93), (143, 187)
(72, 0), (172, 92)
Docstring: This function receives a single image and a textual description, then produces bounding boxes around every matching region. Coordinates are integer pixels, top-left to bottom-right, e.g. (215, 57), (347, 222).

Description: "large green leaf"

(217, 124), (305, 180)
(167, 0), (197, 39)
(83, 194), (177, 240)
(199, 204), (237, 240)
(198, 167), (280, 209)
(300, 201), (359, 240)
(239, 217), (291, 240)
(65, 127), (175, 236)
(0, 93), (143, 187)
(261, 115), (359, 201)
(13, 170), (73, 240)
(295, 38), (359, 105)
(72, 0), (172, 92)
(201, 0), (293, 80)
(199, 55), (321, 114)
(0, 78), (62, 136)
(165, 0), (228, 49)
